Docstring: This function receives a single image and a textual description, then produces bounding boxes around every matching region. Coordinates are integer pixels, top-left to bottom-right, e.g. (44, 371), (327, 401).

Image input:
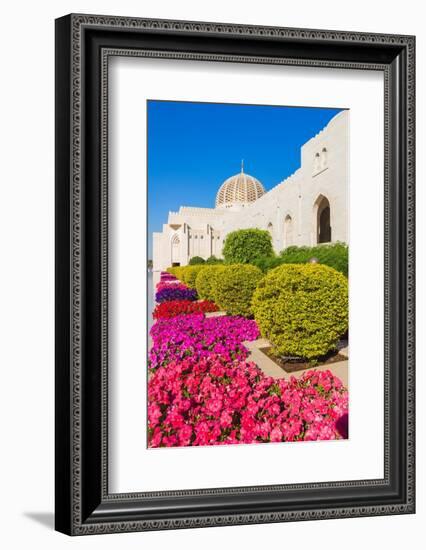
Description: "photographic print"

(147, 100), (349, 448)
(55, 16), (415, 533)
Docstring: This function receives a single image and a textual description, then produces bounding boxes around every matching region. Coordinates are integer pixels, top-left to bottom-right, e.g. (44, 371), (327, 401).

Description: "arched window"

(284, 215), (293, 248)
(314, 195), (331, 243)
(171, 234), (180, 264)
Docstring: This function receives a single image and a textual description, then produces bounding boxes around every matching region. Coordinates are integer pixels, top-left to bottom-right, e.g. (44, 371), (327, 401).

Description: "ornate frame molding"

(55, 14), (415, 535)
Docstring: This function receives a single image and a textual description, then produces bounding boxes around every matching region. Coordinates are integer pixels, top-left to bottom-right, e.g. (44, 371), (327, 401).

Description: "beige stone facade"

(153, 110), (348, 272)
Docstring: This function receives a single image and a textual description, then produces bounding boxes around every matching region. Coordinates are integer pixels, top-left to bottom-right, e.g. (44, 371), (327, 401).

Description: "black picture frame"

(55, 13), (415, 536)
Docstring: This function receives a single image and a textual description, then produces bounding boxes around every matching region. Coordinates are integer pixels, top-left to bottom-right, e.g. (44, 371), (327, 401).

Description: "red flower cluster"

(153, 300), (219, 320)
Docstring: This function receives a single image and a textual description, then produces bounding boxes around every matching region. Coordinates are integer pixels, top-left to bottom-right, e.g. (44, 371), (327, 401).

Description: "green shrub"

(189, 256), (205, 265)
(171, 266), (186, 281)
(213, 264), (263, 317)
(279, 242), (348, 276)
(195, 265), (226, 302)
(167, 266), (186, 278)
(206, 255), (224, 265)
(175, 266), (187, 282)
(252, 264), (348, 361)
(180, 265), (206, 288)
(223, 229), (274, 264)
(251, 256), (284, 273)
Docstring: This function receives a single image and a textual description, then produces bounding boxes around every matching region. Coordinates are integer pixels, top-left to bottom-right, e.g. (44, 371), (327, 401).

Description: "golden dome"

(216, 163), (265, 210)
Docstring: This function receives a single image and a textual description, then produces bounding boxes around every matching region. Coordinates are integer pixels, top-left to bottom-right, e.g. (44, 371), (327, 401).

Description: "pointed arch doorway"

(171, 234), (180, 265)
(314, 195), (331, 244)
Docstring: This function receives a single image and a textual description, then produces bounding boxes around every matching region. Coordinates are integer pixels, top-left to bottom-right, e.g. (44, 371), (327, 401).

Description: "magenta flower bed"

(148, 355), (349, 447)
(148, 313), (259, 371)
(160, 272), (177, 282)
(148, 268), (349, 447)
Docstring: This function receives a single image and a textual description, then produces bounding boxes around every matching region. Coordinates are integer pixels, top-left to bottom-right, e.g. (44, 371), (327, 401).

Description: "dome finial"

(241, 159), (244, 173)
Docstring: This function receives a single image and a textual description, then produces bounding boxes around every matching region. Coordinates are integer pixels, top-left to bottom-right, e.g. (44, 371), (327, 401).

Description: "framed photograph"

(55, 14), (415, 535)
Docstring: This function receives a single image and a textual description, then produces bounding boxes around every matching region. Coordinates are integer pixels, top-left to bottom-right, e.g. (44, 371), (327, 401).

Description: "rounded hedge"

(170, 266), (186, 282)
(222, 229), (274, 264)
(252, 264), (348, 361)
(179, 265), (206, 288)
(189, 256), (205, 265)
(213, 264), (263, 317)
(195, 265), (225, 302)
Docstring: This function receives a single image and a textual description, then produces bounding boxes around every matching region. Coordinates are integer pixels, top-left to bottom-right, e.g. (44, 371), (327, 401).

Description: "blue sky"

(147, 100), (343, 258)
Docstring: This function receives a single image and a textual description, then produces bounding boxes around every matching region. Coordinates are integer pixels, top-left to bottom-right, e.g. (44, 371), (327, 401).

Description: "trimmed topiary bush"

(223, 229), (274, 264)
(195, 265), (225, 302)
(252, 264), (348, 361)
(180, 265), (206, 288)
(170, 266), (186, 282)
(189, 256), (205, 265)
(213, 264), (263, 317)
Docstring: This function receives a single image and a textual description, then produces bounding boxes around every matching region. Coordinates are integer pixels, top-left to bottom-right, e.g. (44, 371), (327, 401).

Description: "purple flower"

(155, 286), (198, 303)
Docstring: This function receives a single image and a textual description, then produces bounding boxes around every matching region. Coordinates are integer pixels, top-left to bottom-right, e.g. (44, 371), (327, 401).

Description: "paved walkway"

(243, 338), (349, 388)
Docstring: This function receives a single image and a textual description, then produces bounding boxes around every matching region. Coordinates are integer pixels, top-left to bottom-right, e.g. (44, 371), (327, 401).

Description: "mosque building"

(152, 110), (348, 271)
